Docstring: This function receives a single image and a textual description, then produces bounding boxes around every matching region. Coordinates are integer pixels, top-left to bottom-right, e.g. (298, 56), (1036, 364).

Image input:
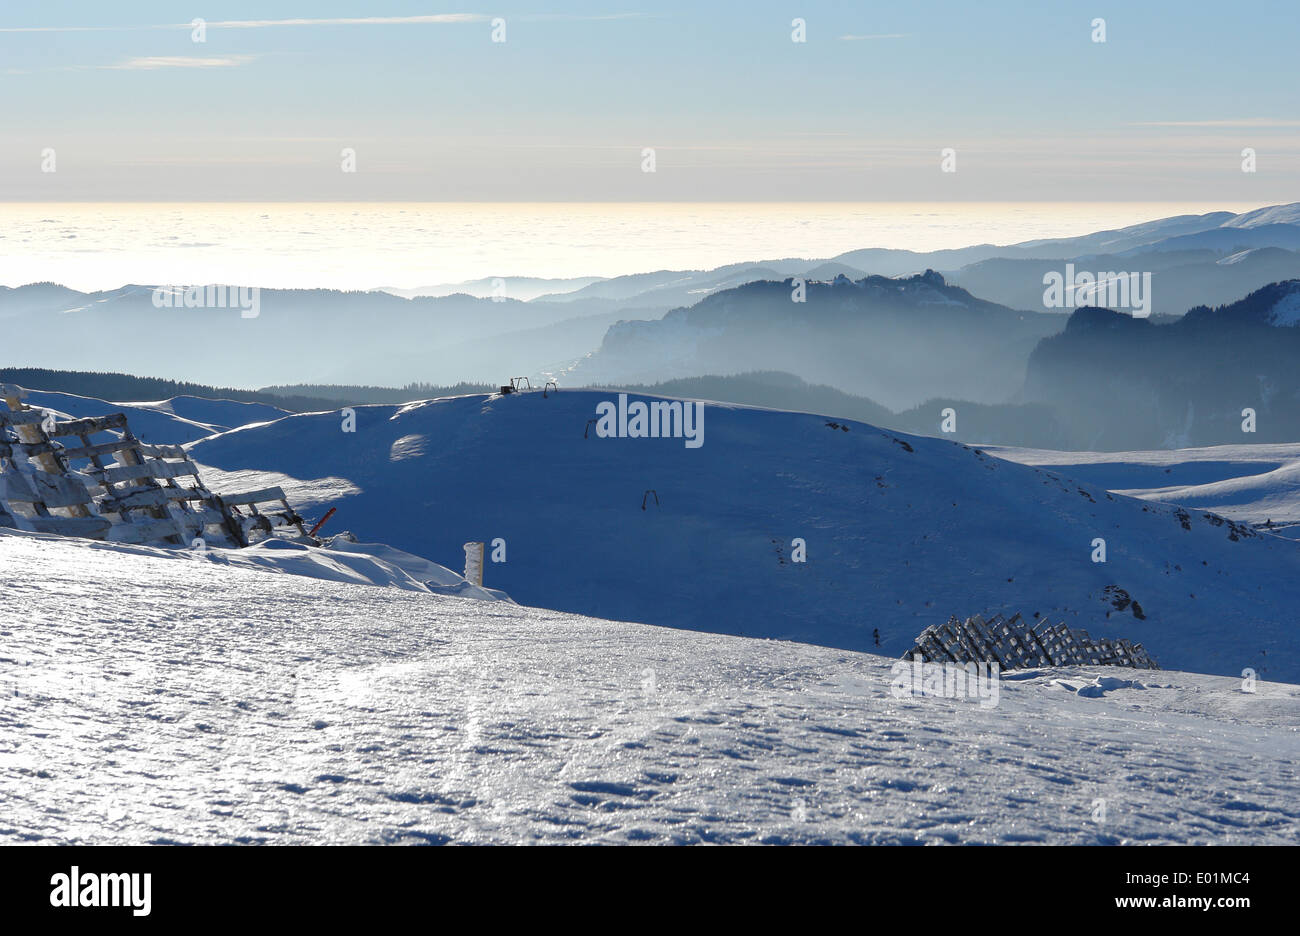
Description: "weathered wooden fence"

(905, 612), (1159, 670)
(1, 384), (306, 548)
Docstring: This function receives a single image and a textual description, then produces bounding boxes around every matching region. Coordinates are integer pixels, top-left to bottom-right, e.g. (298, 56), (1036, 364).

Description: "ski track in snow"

(2, 535), (1298, 845)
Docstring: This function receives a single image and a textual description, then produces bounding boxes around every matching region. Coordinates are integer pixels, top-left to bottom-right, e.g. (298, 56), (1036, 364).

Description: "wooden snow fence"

(904, 613), (1159, 670)
(0, 384), (307, 548)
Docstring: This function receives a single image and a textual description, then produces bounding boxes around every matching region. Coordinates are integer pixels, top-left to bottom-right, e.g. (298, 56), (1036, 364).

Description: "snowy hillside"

(989, 443), (1300, 532)
(1223, 203), (1300, 229)
(21, 389), (290, 444)
(1005, 203), (1300, 256)
(2, 532), (1296, 845)
(188, 390), (1300, 682)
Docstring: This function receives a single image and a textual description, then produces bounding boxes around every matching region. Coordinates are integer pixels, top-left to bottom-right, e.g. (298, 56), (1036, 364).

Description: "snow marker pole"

(308, 507), (337, 538)
(463, 541), (485, 586)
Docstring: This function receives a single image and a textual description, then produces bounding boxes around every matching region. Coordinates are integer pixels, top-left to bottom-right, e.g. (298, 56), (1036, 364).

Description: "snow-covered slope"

(988, 443), (1300, 532)
(1010, 203), (1300, 256)
(21, 389), (290, 443)
(4, 387), (509, 598)
(188, 391), (1300, 681)
(1223, 204), (1300, 229)
(2, 532), (1296, 845)
(141, 395), (291, 431)
(1118, 224), (1300, 255)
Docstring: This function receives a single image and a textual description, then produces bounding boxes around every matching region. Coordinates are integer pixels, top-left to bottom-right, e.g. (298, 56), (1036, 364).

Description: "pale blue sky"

(2, 1), (1298, 200)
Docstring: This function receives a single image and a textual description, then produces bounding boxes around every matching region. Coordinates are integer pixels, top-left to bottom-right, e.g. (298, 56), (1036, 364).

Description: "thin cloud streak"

(0, 15), (485, 33)
(518, 13), (651, 21)
(194, 15), (487, 29)
(101, 55), (256, 70)
(1129, 119), (1300, 128)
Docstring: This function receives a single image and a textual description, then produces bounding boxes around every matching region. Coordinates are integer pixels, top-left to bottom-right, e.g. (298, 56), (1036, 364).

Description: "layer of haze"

(0, 201), (1272, 291)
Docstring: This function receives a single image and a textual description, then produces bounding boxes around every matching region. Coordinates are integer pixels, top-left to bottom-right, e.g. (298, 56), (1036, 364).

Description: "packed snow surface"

(1, 533), (1297, 845)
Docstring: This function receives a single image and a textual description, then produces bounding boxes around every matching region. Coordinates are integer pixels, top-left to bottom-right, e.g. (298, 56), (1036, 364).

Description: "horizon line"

(0, 198), (1283, 206)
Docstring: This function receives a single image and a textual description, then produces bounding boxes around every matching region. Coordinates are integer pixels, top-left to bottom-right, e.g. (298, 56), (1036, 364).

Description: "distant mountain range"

(1023, 280), (1300, 450)
(7, 201), (1300, 451)
(949, 246), (1300, 319)
(372, 275), (606, 302)
(591, 371), (1069, 449)
(369, 203), (1300, 318)
(569, 271), (1062, 410)
(0, 284), (635, 388)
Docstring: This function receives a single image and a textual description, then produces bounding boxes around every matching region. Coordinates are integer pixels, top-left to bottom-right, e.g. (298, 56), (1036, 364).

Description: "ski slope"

(2, 532), (1297, 845)
(188, 391), (1300, 682)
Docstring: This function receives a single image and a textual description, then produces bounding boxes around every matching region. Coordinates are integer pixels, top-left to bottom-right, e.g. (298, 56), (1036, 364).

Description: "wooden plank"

(26, 514), (113, 538)
(0, 409), (47, 427)
(93, 459), (200, 485)
(0, 439), (59, 459)
(54, 438), (143, 462)
(28, 472), (95, 509)
(105, 517), (185, 545)
(0, 471), (41, 503)
(2, 441), (48, 460)
(44, 414), (129, 436)
(101, 485), (206, 511)
(171, 507), (233, 537)
(136, 442), (189, 460)
(218, 486), (289, 508)
(211, 495), (249, 548)
(240, 511), (302, 534)
(185, 507), (233, 527)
